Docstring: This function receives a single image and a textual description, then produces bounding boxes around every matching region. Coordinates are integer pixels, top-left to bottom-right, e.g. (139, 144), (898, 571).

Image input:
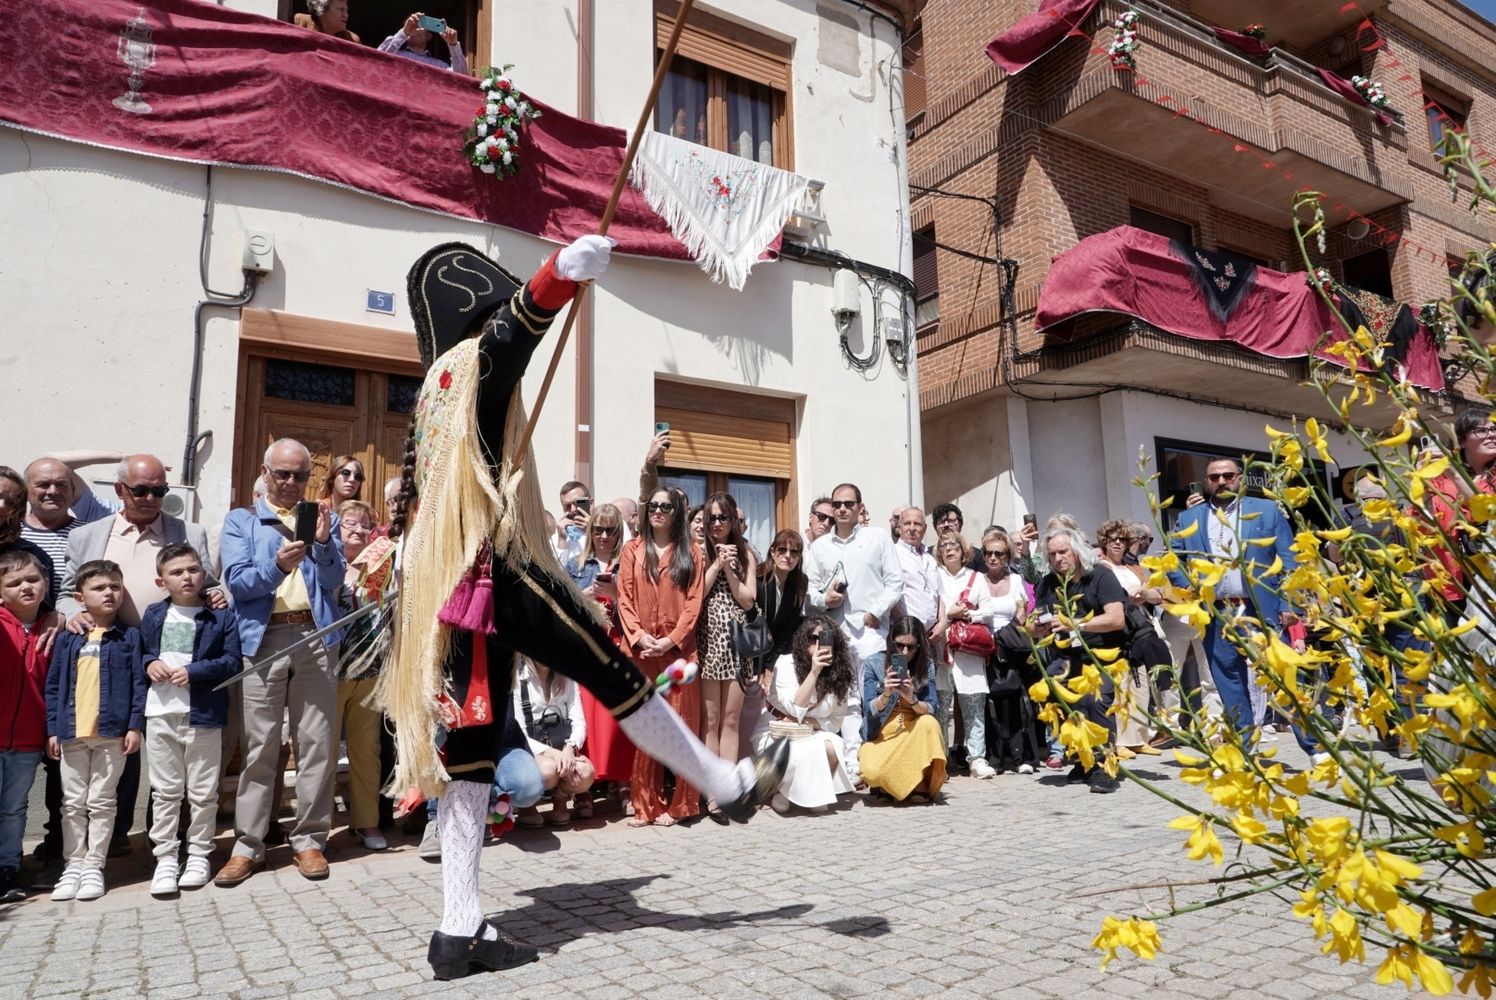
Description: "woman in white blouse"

(751, 616), (857, 812)
(512, 657), (595, 827)
(1097, 520), (1165, 760)
(936, 531), (999, 779)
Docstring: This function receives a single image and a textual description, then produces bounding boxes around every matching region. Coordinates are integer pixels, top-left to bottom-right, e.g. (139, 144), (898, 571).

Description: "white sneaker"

(1018, 763), (1036, 775)
(74, 867), (106, 902)
(969, 758), (997, 780)
(354, 828), (388, 851)
(150, 858), (179, 898)
(418, 824), (441, 861)
(177, 856), (211, 890)
(50, 864), (83, 902)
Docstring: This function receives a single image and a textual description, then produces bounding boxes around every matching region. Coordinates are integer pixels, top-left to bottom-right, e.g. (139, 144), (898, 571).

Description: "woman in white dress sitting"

(752, 615), (857, 813)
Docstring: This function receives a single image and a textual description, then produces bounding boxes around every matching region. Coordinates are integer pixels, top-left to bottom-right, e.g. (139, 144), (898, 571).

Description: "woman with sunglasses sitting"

(751, 616), (857, 813)
(568, 503), (632, 817)
(858, 617), (947, 802)
(617, 488), (705, 827)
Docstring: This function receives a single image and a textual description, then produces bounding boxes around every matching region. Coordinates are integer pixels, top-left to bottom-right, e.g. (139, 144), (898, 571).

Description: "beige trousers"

(333, 677), (381, 830)
(60, 736), (126, 868)
(146, 715), (223, 858)
(232, 622), (337, 860)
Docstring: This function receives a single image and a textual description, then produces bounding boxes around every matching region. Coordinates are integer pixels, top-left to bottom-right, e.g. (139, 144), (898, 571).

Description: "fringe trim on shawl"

(629, 130), (809, 291)
(377, 337), (603, 801)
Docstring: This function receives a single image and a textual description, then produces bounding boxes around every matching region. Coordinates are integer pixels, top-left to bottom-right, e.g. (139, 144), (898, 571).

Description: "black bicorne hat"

(407, 243), (522, 369)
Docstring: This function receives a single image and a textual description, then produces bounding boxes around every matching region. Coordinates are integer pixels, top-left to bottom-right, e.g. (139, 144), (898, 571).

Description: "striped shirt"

(19, 519), (80, 597)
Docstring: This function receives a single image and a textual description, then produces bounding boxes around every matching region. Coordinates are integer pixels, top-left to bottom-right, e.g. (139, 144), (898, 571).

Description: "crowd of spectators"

(2, 408), (1493, 903)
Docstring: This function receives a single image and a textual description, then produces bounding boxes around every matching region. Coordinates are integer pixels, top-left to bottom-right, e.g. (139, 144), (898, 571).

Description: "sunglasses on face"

(646, 502), (675, 513)
(124, 484), (170, 499)
(269, 469), (311, 483)
(337, 469), (365, 481)
(772, 546), (801, 556)
(830, 500), (858, 510)
(812, 512), (834, 524)
(983, 550), (1008, 559)
(708, 513), (733, 524)
(1206, 472), (1239, 482)
(592, 525), (619, 535)
(892, 639), (919, 652)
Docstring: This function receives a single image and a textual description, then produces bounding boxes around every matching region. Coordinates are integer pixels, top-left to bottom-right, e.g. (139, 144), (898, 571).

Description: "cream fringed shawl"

(377, 336), (597, 800)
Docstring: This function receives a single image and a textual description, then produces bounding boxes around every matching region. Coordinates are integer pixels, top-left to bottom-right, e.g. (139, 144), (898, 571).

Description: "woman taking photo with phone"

(751, 616), (856, 813)
(618, 487), (705, 826)
(858, 617), (946, 802)
(379, 12), (469, 73)
(569, 503), (633, 814)
(695, 493), (757, 820)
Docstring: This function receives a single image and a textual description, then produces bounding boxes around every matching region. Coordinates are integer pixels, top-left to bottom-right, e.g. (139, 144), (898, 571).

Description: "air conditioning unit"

(88, 481), (200, 523)
(782, 179), (827, 241)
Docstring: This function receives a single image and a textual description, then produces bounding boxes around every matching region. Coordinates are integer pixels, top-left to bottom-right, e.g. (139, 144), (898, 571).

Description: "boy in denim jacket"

(138, 543), (241, 896)
(45, 560), (145, 902)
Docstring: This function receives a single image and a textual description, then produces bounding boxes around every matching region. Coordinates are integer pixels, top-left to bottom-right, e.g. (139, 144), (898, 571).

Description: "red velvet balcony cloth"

(0, 0), (694, 261)
(1314, 68), (1395, 127)
(1210, 28), (1271, 60)
(985, 0), (1102, 75)
(1035, 226), (1444, 390)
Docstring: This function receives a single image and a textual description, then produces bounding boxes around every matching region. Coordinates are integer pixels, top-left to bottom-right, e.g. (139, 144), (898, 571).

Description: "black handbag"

(730, 604), (773, 662)
(520, 685), (572, 750)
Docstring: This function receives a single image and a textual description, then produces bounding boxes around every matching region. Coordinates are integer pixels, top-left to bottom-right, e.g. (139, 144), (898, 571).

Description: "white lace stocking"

(617, 693), (749, 806)
(438, 781), (496, 939)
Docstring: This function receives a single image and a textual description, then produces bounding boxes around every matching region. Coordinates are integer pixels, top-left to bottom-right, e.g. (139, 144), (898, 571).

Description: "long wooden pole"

(513, 0), (696, 464)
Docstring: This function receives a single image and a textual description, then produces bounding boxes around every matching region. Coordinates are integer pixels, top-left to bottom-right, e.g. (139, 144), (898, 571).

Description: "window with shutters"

(903, 19), (925, 126)
(653, 1), (793, 169)
(653, 379), (798, 553)
(913, 224), (939, 330)
(1422, 80), (1467, 153)
(1128, 205), (1195, 244)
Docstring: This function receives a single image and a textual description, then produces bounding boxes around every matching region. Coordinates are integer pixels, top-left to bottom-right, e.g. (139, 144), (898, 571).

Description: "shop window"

(1341, 248), (1393, 298)
(653, 1), (793, 168)
(1155, 437), (1333, 529)
(1129, 205), (1195, 244)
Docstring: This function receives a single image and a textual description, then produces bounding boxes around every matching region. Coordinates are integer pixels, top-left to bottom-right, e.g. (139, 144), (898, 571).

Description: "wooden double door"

(233, 310), (424, 513)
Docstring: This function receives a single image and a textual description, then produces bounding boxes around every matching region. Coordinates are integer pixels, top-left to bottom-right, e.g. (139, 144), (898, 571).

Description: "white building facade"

(2, 0), (918, 553)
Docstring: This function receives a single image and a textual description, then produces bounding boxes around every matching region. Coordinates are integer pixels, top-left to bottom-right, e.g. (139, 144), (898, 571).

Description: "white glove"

(555, 234), (616, 282)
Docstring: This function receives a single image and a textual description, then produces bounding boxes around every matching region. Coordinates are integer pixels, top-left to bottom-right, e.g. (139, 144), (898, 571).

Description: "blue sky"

(1461, 0), (1496, 21)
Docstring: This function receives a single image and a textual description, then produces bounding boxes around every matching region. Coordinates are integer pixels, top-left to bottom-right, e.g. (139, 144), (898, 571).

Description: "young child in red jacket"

(0, 550), (51, 903)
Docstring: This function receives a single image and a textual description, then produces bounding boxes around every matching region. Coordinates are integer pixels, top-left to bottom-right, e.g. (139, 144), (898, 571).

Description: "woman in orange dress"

(618, 487), (705, 826)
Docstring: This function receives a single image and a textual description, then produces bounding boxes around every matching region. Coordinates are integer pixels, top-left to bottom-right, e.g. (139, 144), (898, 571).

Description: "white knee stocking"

(617, 693), (749, 806)
(438, 781), (496, 939)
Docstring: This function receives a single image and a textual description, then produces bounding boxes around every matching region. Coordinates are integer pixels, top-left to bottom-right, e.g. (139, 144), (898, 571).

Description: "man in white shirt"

(803, 496), (834, 548)
(803, 483), (904, 772)
(893, 507), (945, 642)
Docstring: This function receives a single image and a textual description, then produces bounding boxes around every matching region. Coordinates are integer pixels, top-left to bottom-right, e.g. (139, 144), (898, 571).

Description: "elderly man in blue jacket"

(215, 438), (344, 888)
(1168, 457), (1314, 756)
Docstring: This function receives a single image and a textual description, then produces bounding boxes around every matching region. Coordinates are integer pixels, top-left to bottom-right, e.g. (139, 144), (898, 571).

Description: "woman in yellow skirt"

(858, 617), (947, 801)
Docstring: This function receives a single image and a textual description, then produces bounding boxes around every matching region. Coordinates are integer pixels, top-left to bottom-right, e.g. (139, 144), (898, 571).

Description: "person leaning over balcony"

(295, 0), (360, 43)
(380, 13), (467, 73)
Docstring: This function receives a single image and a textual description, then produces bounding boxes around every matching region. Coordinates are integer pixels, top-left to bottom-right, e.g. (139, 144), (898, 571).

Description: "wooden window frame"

(1128, 205), (1195, 244)
(1421, 79), (1468, 153)
(653, 0), (794, 170)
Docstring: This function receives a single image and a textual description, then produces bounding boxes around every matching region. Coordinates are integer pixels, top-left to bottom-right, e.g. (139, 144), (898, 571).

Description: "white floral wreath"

(1108, 10), (1140, 72)
(1350, 75), (1391, 111)
(464, 65), (542, 177)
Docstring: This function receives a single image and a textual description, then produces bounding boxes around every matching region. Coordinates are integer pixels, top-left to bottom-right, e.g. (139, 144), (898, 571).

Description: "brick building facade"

(908, 0), (1494, 534)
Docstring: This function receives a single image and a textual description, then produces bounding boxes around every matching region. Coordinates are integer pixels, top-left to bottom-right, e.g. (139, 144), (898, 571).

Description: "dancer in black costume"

(381, 235), (785, 981)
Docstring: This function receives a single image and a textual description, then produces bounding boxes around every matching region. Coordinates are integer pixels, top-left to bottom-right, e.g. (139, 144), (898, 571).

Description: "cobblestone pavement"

(0, 741), (1432, 1000)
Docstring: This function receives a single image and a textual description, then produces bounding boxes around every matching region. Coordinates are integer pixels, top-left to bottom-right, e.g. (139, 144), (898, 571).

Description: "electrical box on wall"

(832, 268), (860, 321)
(242, 230), (275, 273)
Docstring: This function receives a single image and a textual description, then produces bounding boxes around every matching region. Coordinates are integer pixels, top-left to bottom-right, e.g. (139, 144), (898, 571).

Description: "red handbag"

(946, 572), (996, 657)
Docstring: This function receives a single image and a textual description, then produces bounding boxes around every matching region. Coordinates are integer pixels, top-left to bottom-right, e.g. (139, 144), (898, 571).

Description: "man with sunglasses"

(55, 454), (225, 858)
(804, 483), (904, 770)
(1167, 457), (1307, 756)
(216, 437), (346, 887)
(804, 497), (835, 545)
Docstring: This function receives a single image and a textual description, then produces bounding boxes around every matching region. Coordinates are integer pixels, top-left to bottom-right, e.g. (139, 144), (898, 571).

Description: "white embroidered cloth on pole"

(629, 130), (810, 291)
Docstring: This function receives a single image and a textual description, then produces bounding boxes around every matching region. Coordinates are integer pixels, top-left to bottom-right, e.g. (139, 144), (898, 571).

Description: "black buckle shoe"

(428, 921), (539, 980)
(720, 738), (791, 823)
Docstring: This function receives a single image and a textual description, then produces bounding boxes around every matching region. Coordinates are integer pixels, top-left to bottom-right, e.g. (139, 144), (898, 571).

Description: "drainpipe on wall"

(884, 20), (921, 507)
(574, 0), (596, 486)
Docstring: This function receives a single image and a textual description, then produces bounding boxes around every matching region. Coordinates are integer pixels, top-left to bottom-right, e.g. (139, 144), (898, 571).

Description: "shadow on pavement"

(495, 873), (830, 953)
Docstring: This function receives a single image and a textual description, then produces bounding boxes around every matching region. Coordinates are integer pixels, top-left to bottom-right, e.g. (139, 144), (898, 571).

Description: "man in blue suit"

(1168, 457), (1312, 755)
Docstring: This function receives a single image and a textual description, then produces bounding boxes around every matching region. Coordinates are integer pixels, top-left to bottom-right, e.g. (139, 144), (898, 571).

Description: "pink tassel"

(438, 546), (496, 634)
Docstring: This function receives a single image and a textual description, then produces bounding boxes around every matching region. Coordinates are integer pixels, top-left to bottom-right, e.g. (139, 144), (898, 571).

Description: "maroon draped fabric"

(1035, 226), (1444, 390)
(1314, 68), (1395, 127)
(0, 0), (692, 260)
(1211, 28), (1271, 59)
(984, 0), (1102, 75)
